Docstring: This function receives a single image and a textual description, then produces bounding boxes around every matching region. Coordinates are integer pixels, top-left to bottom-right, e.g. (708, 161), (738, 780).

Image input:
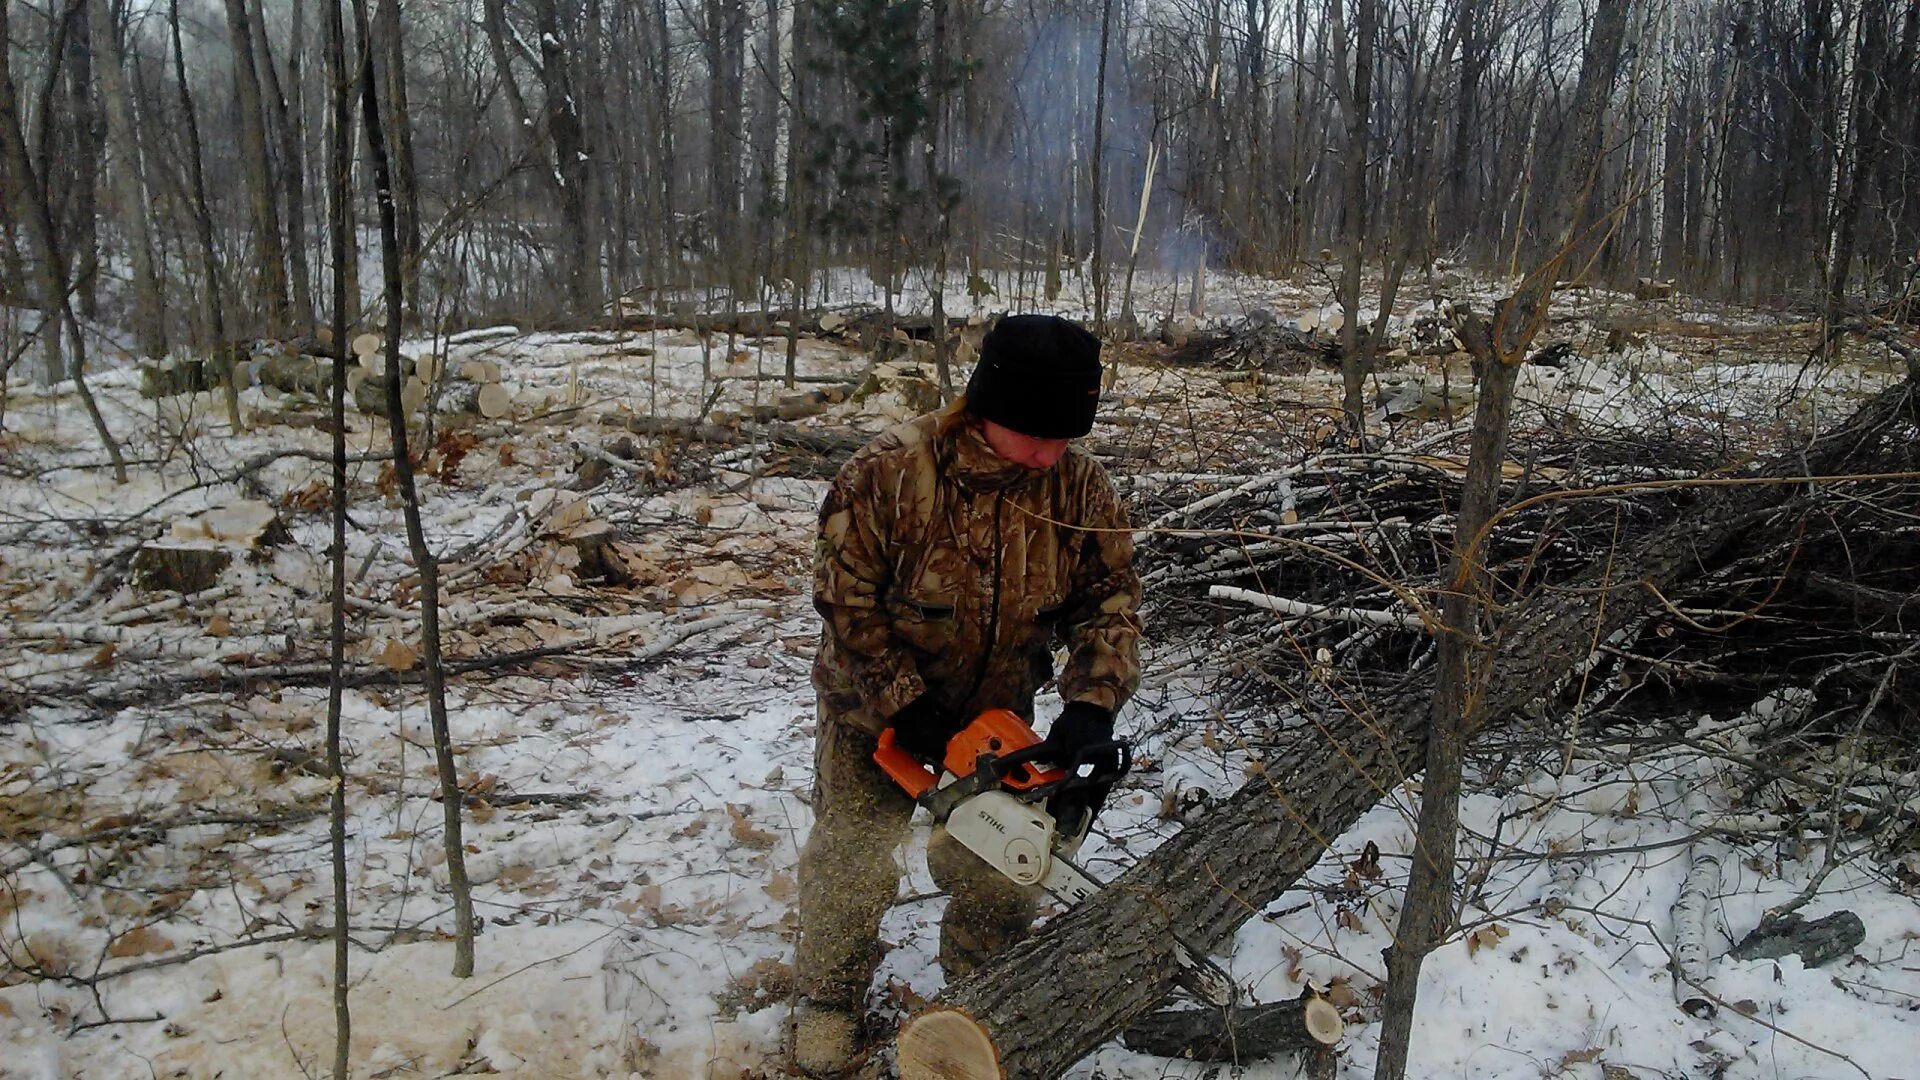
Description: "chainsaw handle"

(995, 737), (1131, 793)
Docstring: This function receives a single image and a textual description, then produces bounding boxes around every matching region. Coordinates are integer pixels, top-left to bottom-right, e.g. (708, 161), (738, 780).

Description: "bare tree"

(323, 0), (356, 1069)
(1330, 0), (1377, 434)
(170, 0), (243, 432)
(1372, 3), (1636, 1077)
(352, 0), (477, 979)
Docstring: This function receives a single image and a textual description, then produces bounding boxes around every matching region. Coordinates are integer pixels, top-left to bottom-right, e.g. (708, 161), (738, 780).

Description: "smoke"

(951, 11), (1159, 252)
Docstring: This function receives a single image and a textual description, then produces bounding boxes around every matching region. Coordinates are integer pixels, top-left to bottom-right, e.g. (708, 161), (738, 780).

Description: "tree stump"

(131, 542), (233, 594)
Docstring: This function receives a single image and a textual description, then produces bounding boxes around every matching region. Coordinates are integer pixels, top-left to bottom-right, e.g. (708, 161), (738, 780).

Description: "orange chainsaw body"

(874, 707), (1066, 799)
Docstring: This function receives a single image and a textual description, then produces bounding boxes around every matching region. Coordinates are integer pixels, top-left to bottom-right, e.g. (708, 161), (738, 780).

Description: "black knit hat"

(964, 314), (1102, 439)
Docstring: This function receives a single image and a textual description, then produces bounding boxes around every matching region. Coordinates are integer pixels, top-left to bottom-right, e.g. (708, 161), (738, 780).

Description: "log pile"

(140, 336), (511, 423)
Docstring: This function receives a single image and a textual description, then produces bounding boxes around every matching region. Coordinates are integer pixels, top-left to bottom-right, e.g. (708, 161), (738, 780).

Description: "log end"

(1302, 996), (1344, 1046)
(897, 1007), (1003, 1080)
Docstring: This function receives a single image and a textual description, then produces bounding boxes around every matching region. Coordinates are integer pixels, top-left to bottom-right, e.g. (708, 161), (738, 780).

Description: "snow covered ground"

(2, 281), (1916, 1079)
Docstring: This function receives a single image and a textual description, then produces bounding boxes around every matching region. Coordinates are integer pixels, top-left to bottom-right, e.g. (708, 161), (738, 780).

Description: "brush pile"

(1127, 373), (1920, 783)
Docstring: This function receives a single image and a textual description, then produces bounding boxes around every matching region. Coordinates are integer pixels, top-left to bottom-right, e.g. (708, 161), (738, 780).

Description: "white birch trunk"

(1672, 760), (1723, 1015)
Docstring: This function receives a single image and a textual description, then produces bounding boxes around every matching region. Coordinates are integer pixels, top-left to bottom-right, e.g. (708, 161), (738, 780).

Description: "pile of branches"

(1164, 322), (1340, 373)
(1129, 404), (1920, 754)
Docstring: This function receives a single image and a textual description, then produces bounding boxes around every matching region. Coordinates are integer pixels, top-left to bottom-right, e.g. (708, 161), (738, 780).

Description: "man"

(794, 314), (1142, 1074)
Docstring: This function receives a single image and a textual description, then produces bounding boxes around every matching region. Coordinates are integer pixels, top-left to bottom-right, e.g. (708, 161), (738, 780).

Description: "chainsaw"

(874, 708), (1236, 1006)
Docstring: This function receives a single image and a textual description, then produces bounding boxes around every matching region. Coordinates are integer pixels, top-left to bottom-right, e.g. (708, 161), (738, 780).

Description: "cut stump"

(131, 542), (233, 594)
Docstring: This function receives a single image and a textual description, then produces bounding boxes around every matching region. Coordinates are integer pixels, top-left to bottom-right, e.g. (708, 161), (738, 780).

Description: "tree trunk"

(1371, 348), (1518, 1080)
(927, 0), (951, 390)
(350, 0), (475, 979)
(915, 371), (1920, 1078)
(60, 1), (100, 320)
(88, 0), (165, 358)
(1532, 0), (1635, 276)
(250, 0), (314, 328)
(1374, 12), (1636, 1063)
(172, 0), (243, 431)
(221, 0), (290, 334)
(1825, 0), (1891, 318)
(1331, 0), (1375, 436)
(533, 0), (594, 313)
(376, 0), (422, 311)
(1088, 0), (1114, 330)
(322, 0), (355, 1070)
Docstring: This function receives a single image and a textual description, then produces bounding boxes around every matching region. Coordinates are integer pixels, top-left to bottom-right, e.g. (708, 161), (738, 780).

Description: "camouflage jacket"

(813, 405), (1142, 738)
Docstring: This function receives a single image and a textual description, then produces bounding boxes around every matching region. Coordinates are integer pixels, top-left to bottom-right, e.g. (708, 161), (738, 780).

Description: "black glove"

(889, 694), (966, 763)
(1038, 702), (1119, 773)
(1041, 702), (1126, 843)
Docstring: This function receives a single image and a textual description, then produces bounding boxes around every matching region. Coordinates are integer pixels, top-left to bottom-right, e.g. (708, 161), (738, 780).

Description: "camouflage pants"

(796, 711), (1039, 1009)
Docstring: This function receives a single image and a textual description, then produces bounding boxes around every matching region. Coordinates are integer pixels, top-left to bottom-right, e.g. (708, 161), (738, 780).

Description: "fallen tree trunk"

(907, 374), (1919, 1078)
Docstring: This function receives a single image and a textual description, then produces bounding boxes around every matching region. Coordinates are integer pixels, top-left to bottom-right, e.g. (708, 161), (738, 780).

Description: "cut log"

(1118, 996), (1344, 1061)
(354, 374), (429, 417)
(351, 331), (383, 358)
(254, 352), (333, 397)
(358, 348), (416, 381)
(444, 381), (511, 419)
(139, 356), (212, 398)
(620, 415), (867, 460)
(897, 1008), (1002, 1080)
(920, 374), (1920, 1077)
(526, 489), (593, 537)
(457, 359), (502, 383)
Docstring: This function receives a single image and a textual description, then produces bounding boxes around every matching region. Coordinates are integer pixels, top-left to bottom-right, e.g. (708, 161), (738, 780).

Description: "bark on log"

(924, 375), (1919, 1077)
(1728, 910), (1865, 967)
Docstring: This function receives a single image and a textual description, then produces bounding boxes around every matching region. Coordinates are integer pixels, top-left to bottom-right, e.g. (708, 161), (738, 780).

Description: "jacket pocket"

(906, 599), (957, 619)
(890, 588), (960, 657)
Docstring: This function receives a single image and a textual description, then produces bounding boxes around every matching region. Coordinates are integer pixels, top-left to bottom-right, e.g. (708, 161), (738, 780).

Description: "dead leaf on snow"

(1556, 1047), (1604, 1070)
(764, 870), (796, 902)
(379, 637), (420, 672)
(206, 613), (233, 637)
(106, 925), (175, 958)
(88, 643), (116, 670)
(1466, 923), (1511, 957)
(728, 805), (779, 849)
(1324, 979), (1360, 1009)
